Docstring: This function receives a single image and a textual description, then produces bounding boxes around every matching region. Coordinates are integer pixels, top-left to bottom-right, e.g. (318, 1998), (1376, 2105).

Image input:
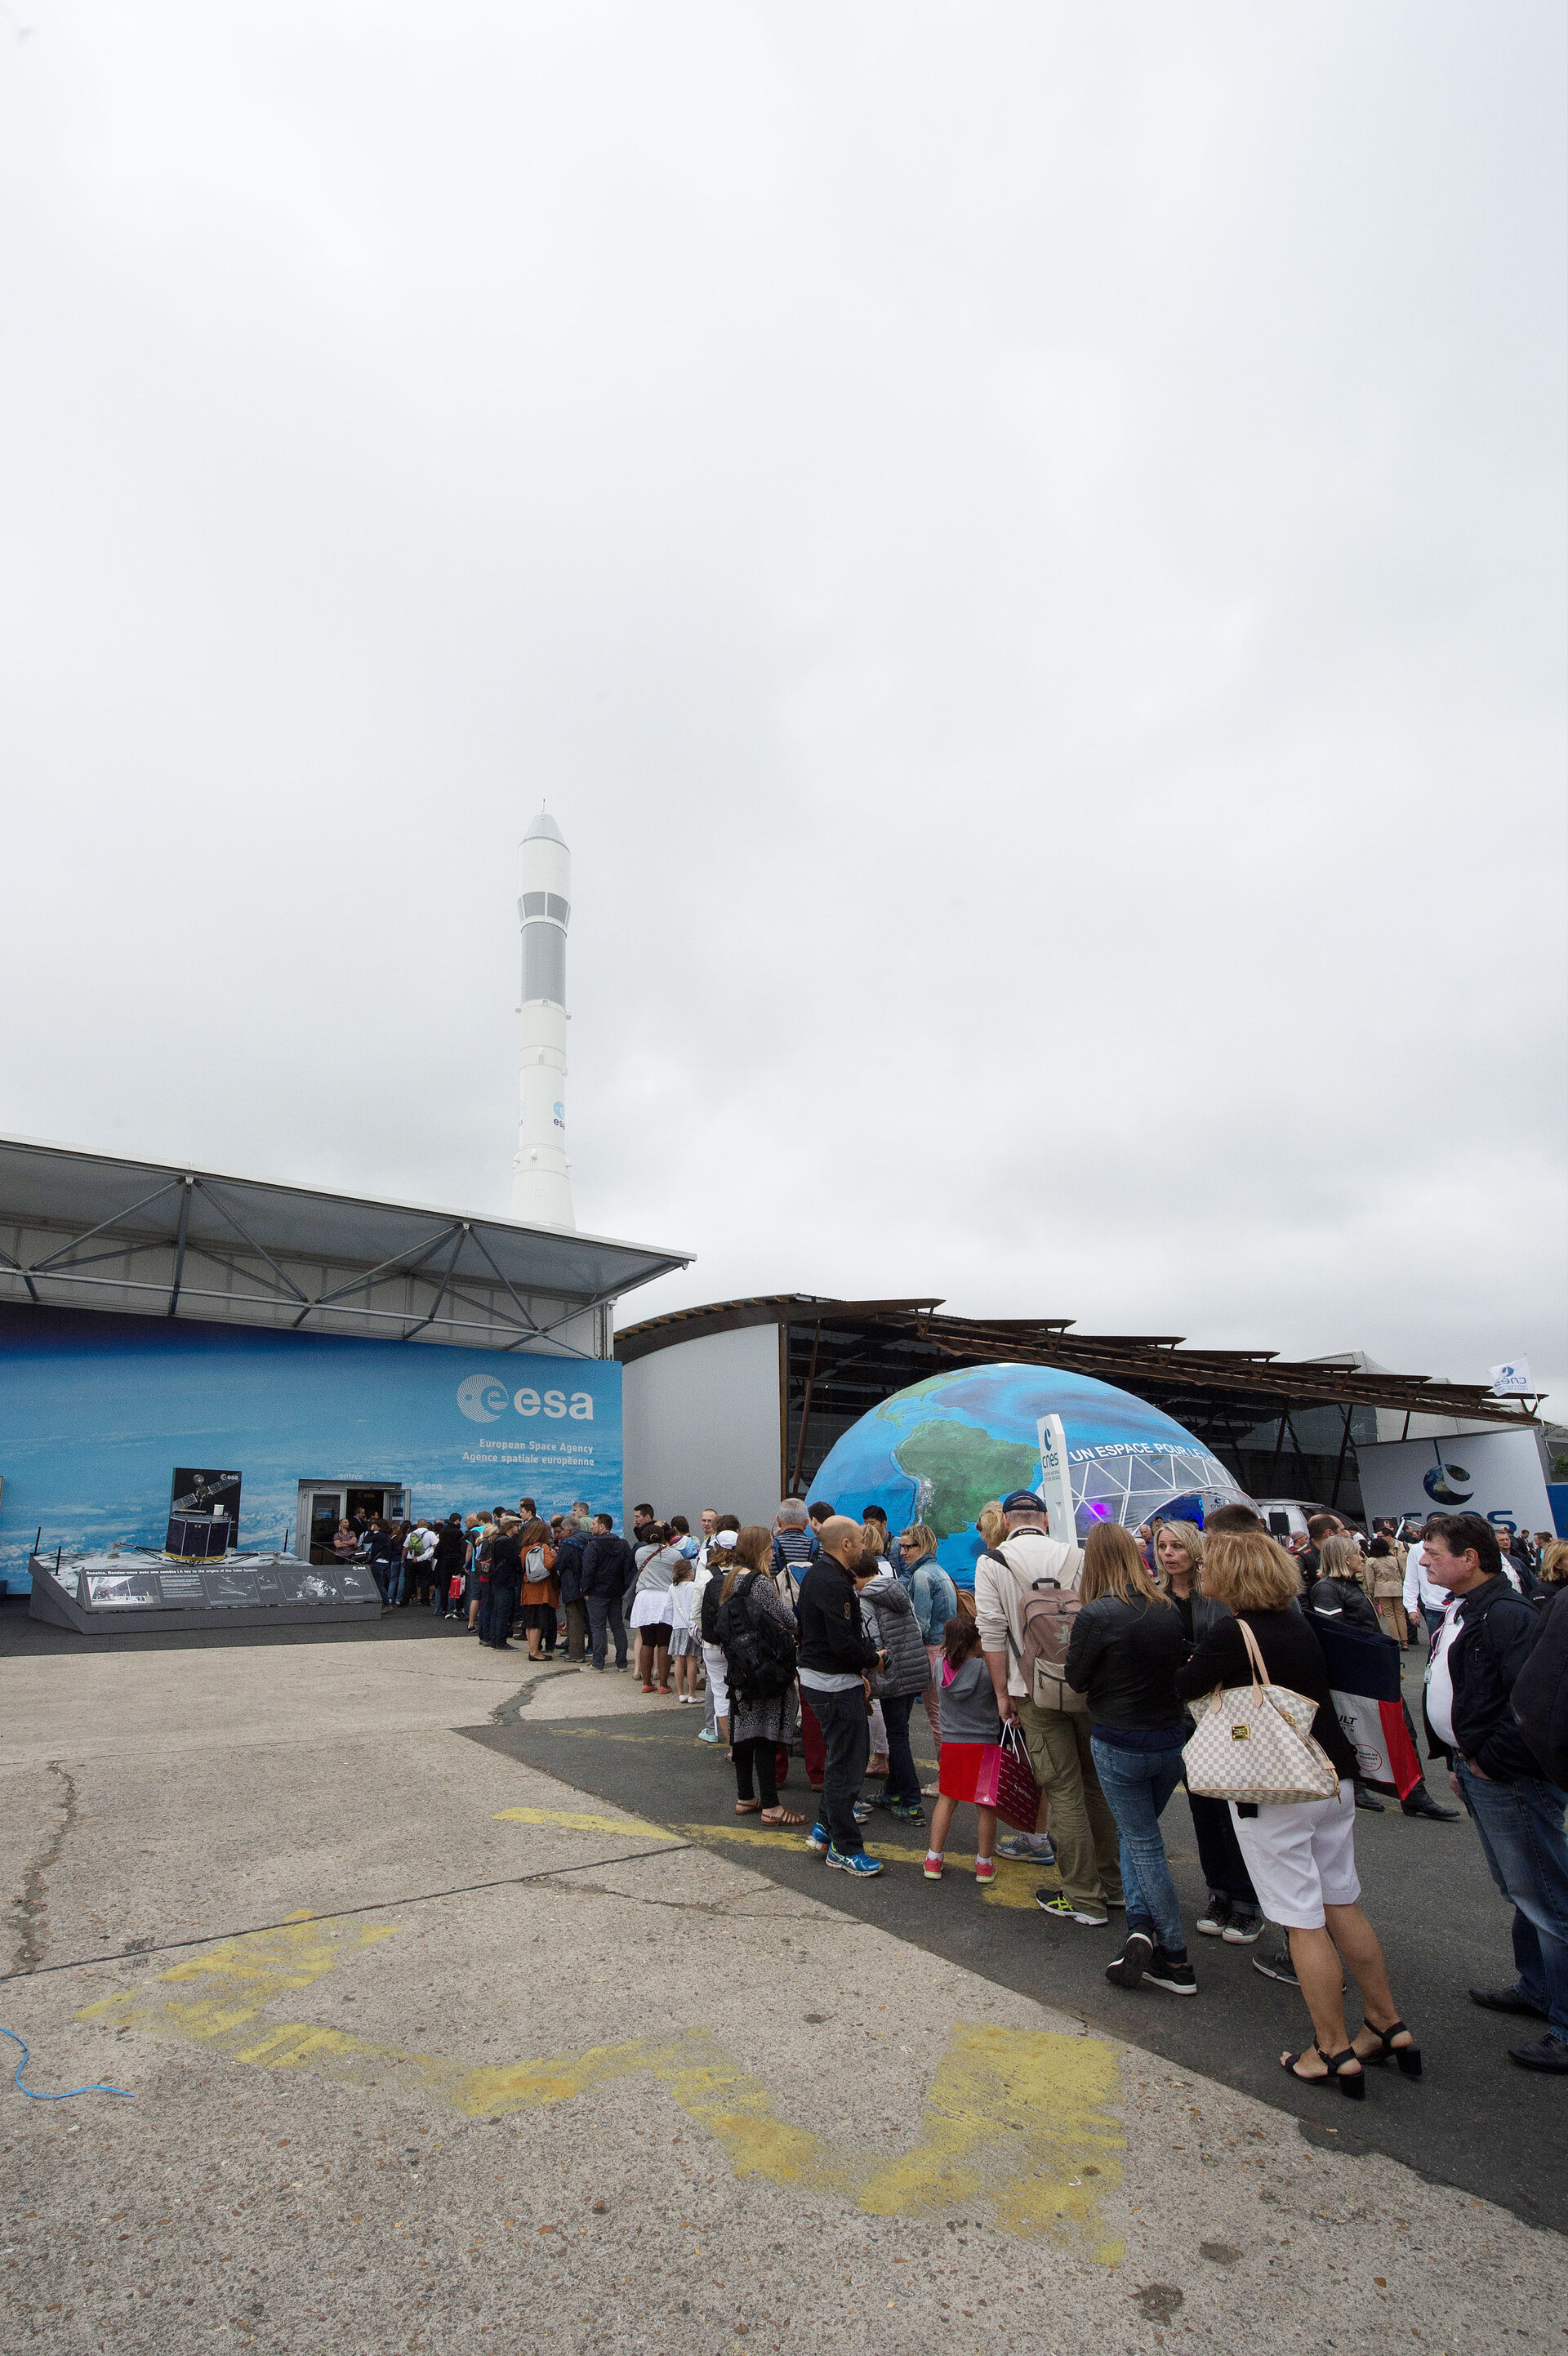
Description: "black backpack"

(715, 1570), (798, 1703)
(700, 1570), (726, 1646)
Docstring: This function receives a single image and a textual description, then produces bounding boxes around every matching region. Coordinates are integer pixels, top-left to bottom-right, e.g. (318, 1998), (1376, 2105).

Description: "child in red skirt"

(926, 1613), (1003, 1883)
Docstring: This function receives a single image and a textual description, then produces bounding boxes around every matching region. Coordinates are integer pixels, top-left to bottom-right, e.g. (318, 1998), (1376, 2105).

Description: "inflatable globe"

(811, 1362), (1250, 1588)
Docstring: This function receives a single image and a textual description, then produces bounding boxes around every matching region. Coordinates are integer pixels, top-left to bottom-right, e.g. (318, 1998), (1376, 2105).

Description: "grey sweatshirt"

(938, 1654), (1004, 1746)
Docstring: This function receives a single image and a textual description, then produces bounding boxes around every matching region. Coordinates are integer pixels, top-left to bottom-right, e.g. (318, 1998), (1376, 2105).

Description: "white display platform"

(28, 1548), (381, 1634)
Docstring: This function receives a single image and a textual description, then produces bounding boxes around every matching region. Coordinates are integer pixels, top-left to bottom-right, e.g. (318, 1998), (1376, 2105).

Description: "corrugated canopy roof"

(0, 1134), (692, 1352)
(615, 1294), (1539, 1426)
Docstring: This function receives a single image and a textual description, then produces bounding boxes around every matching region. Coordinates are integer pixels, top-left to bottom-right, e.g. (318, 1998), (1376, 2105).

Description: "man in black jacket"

(483, 1518), (523, 1650)
(1423, 1512), (1568, 2074)
(432, 1514), (468, 1620)
(797, 1516), (885, 1875)
(581, 1516), (633, 1671)
(1513, 1582), (1568, 1793)
(555, 1525), (590, 1662)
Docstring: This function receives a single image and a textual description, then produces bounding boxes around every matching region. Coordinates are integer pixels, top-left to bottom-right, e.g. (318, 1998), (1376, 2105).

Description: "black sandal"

(1281, 2043), (1365, 2100)
(1356, 2018), (1422, 2078)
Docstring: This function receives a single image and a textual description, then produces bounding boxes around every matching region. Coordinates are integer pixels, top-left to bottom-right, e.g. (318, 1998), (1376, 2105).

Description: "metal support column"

(167, 1176), (194, 1316)
(791, 1323), (822, 1496)
(1329, 1404), (1355, 1508)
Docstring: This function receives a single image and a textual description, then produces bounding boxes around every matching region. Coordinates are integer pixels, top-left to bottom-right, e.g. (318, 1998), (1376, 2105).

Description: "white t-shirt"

(668, 1580), (698, 1638)
(1424, 1597), (1464, 1749)
(1403, 1544), (1446, 1614)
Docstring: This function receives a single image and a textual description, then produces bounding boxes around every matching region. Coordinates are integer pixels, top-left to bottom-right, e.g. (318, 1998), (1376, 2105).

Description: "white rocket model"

(510, 809), (576, 1231)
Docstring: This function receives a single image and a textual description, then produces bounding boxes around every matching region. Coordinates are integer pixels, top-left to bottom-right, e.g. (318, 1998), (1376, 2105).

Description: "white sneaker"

(1035, 1892), (1109, 1926)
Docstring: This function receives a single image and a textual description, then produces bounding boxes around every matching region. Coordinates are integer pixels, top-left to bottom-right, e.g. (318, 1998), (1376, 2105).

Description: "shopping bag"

(996, 1721), (1042, 1832)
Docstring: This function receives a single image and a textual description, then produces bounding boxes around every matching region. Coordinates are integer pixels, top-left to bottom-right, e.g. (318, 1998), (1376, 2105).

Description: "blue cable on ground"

(2, 2025), (134, 2101)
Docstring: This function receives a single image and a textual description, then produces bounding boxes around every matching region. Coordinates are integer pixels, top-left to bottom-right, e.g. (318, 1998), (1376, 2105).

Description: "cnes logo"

(456, 1373), (595, 1426)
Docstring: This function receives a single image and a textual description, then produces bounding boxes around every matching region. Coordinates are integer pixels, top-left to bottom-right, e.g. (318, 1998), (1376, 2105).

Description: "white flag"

(1036, 1414), (1076, 1542)
(1489, 1361), (1532, 1395)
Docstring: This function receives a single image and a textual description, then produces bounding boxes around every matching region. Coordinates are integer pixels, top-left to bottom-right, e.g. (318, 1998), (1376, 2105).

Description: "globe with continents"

(811, 1362), (1250, 1588)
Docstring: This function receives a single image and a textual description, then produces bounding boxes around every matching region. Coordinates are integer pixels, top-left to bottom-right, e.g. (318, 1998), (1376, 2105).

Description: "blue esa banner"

(0, 1304), (622, 1585)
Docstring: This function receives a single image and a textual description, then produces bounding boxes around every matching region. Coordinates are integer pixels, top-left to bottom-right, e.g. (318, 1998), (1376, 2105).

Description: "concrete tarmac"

(2, 1621), (1563, 2356)
(494, 1664), (1568, 2237)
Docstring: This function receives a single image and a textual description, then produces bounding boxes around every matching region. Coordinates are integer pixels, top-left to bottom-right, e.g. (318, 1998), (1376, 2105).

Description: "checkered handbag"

(1182, 1619), (1342, 1806)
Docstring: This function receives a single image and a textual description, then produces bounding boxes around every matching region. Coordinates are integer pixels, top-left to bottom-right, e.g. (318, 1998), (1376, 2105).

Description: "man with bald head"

(796, 1516), (887, 1875)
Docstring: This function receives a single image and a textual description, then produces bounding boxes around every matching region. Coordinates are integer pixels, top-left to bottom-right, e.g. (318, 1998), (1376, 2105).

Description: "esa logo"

(457, 1373), (595, 1425)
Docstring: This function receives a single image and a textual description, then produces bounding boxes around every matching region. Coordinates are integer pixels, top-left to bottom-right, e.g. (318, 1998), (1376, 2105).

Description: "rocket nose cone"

(522, 809), (568, 847)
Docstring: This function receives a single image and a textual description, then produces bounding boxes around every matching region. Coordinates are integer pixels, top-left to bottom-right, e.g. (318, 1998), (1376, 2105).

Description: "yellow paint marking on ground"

(75, 1916), (1123, 2259)
(78, 1916), (399, 2043)
(674, 1819), (1060, 1904)
(491, 1805), (671, 1838)
(856, 2024), (1121, 2247)
(491, 1796), (1062, 1906)
(983, 1859), (1062, 1908)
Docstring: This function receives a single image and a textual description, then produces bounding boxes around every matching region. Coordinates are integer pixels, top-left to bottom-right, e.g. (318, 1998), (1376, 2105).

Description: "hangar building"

(619, 1294), (1544, 1530)
(0, 1134), (689, 1589)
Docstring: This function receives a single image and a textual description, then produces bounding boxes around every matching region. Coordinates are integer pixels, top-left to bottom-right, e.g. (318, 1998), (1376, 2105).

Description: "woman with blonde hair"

(976, 1500), (1007, 1553)
(899, 1524), (958, 1753)
(1308, 1533), (1382, 1633)
(1175, 1529), (1419, 2096)
(1065, 1522), (1196, 1993)
(1154, 1520), (1263, 1944)
(715, 1525), (805, 1826)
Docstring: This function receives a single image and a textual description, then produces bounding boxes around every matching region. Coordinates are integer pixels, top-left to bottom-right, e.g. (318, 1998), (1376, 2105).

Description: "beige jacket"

(973, 1530), (1084, 1699)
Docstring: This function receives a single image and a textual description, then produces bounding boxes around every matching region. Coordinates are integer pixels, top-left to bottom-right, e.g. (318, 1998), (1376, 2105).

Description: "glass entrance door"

(297, 1481), (410, 1563)
(308, 1491), (342, 1565)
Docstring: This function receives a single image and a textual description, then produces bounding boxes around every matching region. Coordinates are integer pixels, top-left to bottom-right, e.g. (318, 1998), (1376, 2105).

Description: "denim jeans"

(585, 1592), (627, 1669)
(805, 1684), (871, 1853)
(1089, 1735), (1187, 1956)
(1456, 1763), (1568, 2042)
(875, 1690), (922, 1808)
(483, 1583), (516, 1646)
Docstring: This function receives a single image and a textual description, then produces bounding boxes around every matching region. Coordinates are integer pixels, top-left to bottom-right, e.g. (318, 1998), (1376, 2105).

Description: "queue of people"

(659, 1489), (1568, 2088)
(340, 1479), (1568, 2085)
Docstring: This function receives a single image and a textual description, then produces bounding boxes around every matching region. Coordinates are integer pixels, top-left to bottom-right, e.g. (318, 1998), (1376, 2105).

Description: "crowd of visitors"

(336, 1483), (1568, 2081)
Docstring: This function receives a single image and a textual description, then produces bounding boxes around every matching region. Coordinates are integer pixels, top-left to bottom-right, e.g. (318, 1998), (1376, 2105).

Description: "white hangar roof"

(0, 1133), (692, 1359)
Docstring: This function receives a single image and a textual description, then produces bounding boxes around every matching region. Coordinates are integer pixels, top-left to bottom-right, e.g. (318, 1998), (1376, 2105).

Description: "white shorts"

(702, 1642), (728, 1719)
(1229, 1780), (1360, 1930)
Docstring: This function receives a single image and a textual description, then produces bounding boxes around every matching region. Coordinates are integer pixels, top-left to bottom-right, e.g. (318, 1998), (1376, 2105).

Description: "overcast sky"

(2, 2), (1564, 1404)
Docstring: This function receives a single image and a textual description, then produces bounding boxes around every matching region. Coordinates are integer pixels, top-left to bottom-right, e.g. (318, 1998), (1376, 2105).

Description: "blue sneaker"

(826, 1846), (884, 1877)
(806, 1824), (830, 1855)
